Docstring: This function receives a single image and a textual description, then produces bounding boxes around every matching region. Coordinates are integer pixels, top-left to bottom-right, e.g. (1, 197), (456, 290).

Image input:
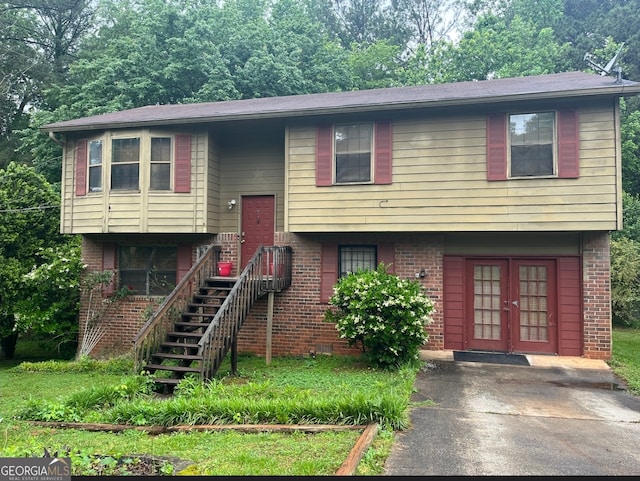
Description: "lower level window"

(119, 246), (176, 295)
(339, 245), (377, 277)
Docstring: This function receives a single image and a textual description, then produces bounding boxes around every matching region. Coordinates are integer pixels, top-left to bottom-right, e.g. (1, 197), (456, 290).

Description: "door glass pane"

(473, 265), (502, 340)
(519, 265), (548, 341)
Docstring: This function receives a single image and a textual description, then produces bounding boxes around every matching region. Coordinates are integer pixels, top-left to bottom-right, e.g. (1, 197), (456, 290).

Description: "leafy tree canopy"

(0, 161), (72, 358)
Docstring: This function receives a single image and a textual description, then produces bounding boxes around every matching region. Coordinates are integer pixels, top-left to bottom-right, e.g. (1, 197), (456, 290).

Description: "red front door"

(465, 258), (558, 353)
(240, 195), (275, 269)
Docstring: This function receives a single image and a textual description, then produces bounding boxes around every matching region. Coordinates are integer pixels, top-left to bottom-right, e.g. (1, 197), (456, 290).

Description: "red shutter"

(320, 242), (338, 303)
(443, 256), (465, 350)
(102, 243), (117, 297)
(557, 110), (579, 178)
(176, 244), (192, 283)
(75, 140), (87, 196)
(374, 121), (392, 184)
(486, 113), (507, 181)
(174, 134), (191, 193)
(378, 242), (395, 273)
(316, 125), (333, 186)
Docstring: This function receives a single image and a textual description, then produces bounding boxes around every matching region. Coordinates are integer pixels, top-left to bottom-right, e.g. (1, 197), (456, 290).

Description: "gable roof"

(42, 71), (640, 133)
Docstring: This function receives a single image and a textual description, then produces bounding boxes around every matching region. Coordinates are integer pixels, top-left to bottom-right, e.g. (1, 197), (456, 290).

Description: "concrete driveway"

(383, 352), (640, 476)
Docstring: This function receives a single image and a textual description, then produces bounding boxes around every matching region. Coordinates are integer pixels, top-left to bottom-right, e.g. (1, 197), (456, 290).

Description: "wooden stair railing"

(198, 245), (292, 382)
(133, 245), (292, 391)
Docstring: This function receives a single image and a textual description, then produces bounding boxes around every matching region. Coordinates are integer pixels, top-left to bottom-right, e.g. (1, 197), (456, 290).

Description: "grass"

(0, 339), (412, 476)
(610, 327), (640, 394)
(3, 328), (640, 475)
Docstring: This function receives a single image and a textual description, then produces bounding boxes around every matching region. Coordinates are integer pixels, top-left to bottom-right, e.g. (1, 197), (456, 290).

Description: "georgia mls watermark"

(0, 458), (71, 481)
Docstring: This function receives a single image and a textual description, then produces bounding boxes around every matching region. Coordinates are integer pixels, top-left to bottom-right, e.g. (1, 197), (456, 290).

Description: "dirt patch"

(44, 448), (192, 476)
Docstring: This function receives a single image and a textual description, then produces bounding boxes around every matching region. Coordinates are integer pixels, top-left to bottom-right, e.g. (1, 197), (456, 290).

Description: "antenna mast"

(584, 43), (625, 83)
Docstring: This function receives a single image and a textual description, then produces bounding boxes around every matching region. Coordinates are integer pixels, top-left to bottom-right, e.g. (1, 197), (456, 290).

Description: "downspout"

(48, 131), (64, 146)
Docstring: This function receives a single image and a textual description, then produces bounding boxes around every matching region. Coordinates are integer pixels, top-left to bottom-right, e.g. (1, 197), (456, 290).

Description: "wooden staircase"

(142, 278), (235, 392)
(133, 244), (292, 394)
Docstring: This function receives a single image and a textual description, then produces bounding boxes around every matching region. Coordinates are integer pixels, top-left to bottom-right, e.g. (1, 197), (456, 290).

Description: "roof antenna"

(583, 43), (625, 84)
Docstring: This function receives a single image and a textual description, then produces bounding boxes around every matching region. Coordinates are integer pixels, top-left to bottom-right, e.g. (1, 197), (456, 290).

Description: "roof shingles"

(42, 71), (640, 132)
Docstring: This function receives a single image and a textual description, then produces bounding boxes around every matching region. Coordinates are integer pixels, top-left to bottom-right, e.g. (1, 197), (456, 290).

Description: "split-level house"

(42, 71), (640, 386)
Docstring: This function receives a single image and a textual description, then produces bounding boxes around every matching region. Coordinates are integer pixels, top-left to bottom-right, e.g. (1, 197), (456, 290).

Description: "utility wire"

(0, 204), (59, 213)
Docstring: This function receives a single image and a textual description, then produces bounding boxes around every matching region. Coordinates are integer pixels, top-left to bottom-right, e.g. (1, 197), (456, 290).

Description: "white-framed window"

(335, 123), (373, 183)
(77, 131), (190, 196)
(509, 112), (555, 178)
(119, 246), (177, 296)
(150, 136), (172, 190)
(88, 140), (103, 192)
(111, 137), (140, 190)
(339, 245), (377, 277)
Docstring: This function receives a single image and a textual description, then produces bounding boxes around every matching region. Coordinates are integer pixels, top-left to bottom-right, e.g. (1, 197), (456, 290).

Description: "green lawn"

(0, 339), (409, 476)
(2, 329), (639, 476)
(610, 327), (640, 394)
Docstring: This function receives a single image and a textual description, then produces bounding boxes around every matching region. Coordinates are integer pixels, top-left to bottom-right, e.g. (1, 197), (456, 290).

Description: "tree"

(348, 40), (406, 90)
(1, 0), (95, 182)
(14, 237), (83, 355)
(0, 162), (66, 358)
(327, 0), (411, 48)
(392, 0), (469, 50)
(621, 106), (640, 196)
(426, 11), (570, 82)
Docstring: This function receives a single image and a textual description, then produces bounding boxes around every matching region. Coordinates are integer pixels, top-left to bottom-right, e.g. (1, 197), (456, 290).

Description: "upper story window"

(74, 132), (191, 196)
(487, 110), (579, 181)
(150, 137), (171, 190)
(88, 140), (103, 192)
(335, 124), (372, 183)
(509, 112), (554, 177)
(111, 138), (140, 190)
(316, 121), (392, 186)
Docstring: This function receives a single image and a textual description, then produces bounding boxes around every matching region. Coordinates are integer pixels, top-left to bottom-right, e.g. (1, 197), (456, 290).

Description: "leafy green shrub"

(11, 355), (134, 373)
(324, 263), (434, 368)
(14, 373), (155, 422)
(610, 237), (640, 327)
(13, 357), (417, 430)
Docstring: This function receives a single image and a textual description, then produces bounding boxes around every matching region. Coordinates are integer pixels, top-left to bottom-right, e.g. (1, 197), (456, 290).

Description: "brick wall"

(235, 232), (445, 357)
(77, 231), (611, 361)
(79, 234), (212, 358)
(582, 232), (612, 360)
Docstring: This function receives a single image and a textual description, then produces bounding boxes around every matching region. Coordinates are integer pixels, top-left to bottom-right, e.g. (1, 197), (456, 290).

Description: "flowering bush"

(324, 263), (434, 368)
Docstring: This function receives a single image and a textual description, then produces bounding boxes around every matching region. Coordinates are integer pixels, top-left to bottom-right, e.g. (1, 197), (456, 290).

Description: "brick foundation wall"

(79, 234), (212, 358)
(582, 232), (612, 360)
(77, 231), (611, 361)
(235, 232), (445, 357)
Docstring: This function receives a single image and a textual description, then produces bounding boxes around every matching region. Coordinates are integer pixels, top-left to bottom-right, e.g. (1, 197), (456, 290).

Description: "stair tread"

(145, 364), (200, 373)
(152, 352), (202, 360)
(167, 331), (204, 337)
(160, 341), (199, 348)
(173, 322), (210, 328)
(153, 378), (182, 386)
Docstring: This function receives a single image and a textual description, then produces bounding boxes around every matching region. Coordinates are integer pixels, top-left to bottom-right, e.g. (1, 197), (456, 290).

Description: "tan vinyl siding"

(206, 133), (221, 231)
(63, 129), (214, 234)
(286, 104), (620, 232)
(218, 130), (285, 233)
(60, 140), (76, 233)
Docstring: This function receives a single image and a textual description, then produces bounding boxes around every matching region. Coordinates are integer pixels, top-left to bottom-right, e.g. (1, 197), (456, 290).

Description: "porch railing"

(133, 245), (221, 372)
(197, 245), (292, 380)
(133, 244), (292, 380)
